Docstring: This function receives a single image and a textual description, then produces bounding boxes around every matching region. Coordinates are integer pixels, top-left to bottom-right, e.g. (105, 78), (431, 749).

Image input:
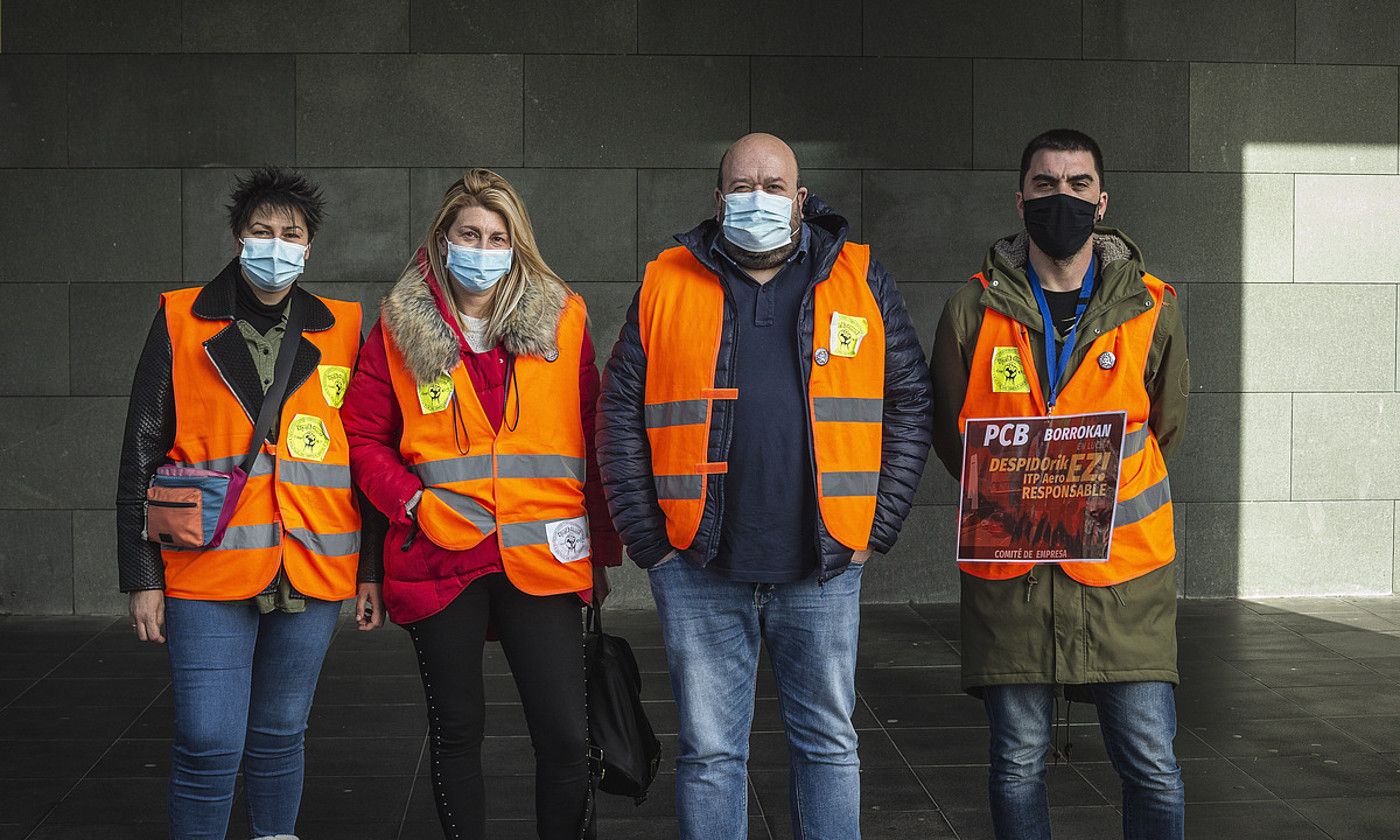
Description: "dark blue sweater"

(707, 223), (820, 583)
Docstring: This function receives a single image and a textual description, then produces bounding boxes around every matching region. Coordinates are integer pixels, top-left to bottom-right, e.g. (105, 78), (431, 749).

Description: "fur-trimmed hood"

(380, 249), (568, 383)
(990, 229), (1134, 272)
(973, 225), (1152, 332)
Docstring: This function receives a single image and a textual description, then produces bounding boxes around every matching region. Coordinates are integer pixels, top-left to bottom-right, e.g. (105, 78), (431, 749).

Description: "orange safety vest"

(958, 272), (1175, 586)
(638, 244), (885, 552)
(161, 288), (363, 601)
(382, 293), (593, 596)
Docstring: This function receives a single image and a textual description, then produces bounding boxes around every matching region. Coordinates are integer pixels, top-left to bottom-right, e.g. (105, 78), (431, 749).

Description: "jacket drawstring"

(1025, 571), (1039, 603)
(427, 373), (472, 551)
(504, 355), (521, 432)
(451, 388), (471, 455)
(1052, 697), (1075, 763)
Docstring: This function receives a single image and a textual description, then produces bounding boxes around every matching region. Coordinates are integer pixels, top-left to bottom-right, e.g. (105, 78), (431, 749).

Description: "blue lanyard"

(1027, 257), (1095, 409)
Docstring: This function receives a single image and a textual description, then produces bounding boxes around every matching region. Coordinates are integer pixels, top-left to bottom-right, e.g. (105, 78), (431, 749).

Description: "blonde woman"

(343, 169), (620, 839)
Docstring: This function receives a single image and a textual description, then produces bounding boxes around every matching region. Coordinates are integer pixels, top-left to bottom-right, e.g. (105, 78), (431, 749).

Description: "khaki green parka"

(929, 228), (1189, 692)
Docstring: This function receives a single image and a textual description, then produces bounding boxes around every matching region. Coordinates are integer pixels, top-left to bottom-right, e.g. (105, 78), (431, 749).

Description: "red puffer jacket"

(343, 254), (621, 624)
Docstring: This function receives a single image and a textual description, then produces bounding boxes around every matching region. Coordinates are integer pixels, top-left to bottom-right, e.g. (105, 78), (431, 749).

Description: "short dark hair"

(226, 166), (327, 240)
(1019, 129), (1105, 190)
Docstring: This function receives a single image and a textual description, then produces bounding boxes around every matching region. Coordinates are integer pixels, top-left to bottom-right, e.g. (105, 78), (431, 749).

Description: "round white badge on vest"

(814, 348), (830, 366)
(1098, 351), (1116, 370)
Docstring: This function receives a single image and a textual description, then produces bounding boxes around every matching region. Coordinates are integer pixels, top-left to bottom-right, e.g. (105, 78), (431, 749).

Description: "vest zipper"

(1015, 324), (1051, 416)
(706, 282), (741, 562)
(799, 283), (826, 582)
(1025, 571), (1039, 603)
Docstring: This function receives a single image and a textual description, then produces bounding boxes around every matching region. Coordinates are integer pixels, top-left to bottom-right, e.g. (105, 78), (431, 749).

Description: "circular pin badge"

(1098, 351), (1116, 370)
(543, 347), (559, 362)
(814, 347), (830, 366)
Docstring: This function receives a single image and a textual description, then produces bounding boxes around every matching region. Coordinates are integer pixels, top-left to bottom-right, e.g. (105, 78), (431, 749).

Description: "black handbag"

(583, 603), (662, 821)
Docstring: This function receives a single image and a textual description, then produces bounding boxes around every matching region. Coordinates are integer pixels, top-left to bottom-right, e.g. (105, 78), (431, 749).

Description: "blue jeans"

(982, 682), (1184, 840)
(649, 556), (863, 840)
(164, 596), (342, 840)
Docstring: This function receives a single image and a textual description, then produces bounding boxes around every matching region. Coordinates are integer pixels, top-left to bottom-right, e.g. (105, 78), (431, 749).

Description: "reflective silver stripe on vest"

(1115, 475), (1171, 528)
(499, 515), (589, 548)
(412, 455), (493, 486)
(654, 474), (703, 500)
(185, 451), (275, 478)
(425, 487), (497, 533)
(812, 397), (883, 423)
(497, 454), (586, 482)
(821, 471), (880, 497)
(1122, 426), (1151, 460)
(211, 523), (282, 551)
(287, 528), (360, 557)
(644, 399), (709, 428)
(279, 460), (352, 489)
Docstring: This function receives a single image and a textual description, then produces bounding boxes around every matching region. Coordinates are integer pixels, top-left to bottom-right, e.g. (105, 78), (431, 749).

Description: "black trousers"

(405, 572), (589, 840)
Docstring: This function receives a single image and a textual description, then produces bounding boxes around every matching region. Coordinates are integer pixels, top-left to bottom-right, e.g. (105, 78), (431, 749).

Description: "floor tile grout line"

(747, 769), (776, 840)
(909, 599), (1396, 829)
(2, 616), (124, 714)
(395, 732), (430, 840)
(7, 606), (1398, 834)
(1061, 759), (1115, 811)
(851, 691), (958, 837)
(22, 679), (172, 840)
(14, 615), (348, 835)
(1223, 755), (1348, 840)
(1309, 715), (1388, 759)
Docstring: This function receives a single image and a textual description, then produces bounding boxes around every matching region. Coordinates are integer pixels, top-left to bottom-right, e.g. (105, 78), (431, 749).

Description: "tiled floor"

(2, 597), (1399, 839)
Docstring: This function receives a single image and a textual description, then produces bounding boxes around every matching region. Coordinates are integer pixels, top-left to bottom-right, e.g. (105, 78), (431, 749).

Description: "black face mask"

(1023, 193), (1098, 260)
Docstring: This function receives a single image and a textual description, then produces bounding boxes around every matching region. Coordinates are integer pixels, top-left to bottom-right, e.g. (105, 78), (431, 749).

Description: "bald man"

(597, 133), (933, 839)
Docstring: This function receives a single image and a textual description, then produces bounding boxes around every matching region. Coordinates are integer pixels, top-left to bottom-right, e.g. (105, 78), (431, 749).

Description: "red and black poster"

(957, 411), (1126, 564)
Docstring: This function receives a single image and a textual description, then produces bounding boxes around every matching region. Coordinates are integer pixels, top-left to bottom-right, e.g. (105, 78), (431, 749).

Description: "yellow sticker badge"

(991, 346), (1030, 394)
(287, 414), (331, 462)
(417, 373), (454, 415)
(318, 365), (351, 408)
(829, 312), (869, 358)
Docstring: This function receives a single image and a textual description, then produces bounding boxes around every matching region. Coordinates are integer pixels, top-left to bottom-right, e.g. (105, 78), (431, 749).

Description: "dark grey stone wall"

(2, 1), (1397, 613)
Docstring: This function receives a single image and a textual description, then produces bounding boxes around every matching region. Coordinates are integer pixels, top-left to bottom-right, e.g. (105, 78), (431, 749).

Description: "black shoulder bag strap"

(240, 295), (307, 474)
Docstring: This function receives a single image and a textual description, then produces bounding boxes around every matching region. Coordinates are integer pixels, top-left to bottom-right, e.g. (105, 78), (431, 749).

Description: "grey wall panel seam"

(64, 55), (72, 168)
(1289, 393), (1295, 502)
(292, 55), (299, 166)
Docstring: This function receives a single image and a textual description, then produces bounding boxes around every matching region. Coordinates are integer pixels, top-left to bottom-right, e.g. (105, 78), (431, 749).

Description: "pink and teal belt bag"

(143, 302), (305, 550)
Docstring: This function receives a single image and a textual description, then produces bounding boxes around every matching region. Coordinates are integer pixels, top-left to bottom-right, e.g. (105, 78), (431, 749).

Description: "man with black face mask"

(929, 129), (1190, 840)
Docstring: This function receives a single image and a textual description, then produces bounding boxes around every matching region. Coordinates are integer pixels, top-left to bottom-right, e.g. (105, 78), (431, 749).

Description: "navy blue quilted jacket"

(596, 196), (933, 582)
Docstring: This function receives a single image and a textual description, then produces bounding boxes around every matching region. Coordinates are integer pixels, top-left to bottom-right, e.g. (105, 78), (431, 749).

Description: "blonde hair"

(407, 168), (571, 341)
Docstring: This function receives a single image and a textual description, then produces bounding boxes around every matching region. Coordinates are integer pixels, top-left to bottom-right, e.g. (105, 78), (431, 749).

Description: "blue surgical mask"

(721, 191), (795, 252)
(239, 237), (306, 292)
(445, 241), (513, 292)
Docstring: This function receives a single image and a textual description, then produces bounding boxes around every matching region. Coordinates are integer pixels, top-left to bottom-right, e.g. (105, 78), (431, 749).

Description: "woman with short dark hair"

(116, 167), (384, 840)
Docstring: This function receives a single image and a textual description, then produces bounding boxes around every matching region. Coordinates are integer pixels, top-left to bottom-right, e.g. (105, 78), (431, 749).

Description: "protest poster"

(958, 411), (1126, 564)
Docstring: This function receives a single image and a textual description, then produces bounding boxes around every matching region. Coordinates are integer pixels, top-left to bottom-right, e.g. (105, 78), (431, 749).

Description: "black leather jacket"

(115, 260), (385, 592)
(596, 196), (933, 582)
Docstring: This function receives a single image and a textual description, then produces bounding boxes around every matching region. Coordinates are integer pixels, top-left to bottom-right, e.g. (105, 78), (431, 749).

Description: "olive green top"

(237, 312), (306, 615)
